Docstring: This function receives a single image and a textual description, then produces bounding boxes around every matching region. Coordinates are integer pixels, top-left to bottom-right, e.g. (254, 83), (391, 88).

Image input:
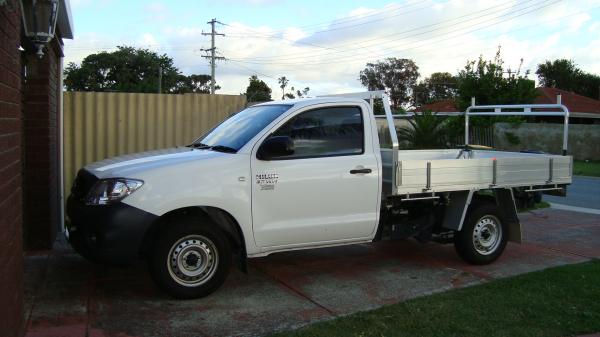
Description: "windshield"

(192, 104), (292, 151)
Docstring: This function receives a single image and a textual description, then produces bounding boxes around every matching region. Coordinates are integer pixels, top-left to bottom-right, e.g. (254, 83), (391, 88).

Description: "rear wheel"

(454, 203), (507, 265)
(149, 216), (231, 299)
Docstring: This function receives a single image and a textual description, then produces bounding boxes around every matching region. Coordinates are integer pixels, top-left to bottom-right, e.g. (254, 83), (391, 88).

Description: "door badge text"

(256, 173), (278, 190)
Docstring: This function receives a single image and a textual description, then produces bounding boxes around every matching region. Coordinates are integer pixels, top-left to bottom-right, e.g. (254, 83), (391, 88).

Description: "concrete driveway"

(24, 208), (600, 337)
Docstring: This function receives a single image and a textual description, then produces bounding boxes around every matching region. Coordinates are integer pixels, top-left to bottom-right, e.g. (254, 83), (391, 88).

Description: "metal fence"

(469, 126), (495, 147)
(62, 92), (246, 195)
(376, 118), (495, 148)
(447, 126), (494, 148)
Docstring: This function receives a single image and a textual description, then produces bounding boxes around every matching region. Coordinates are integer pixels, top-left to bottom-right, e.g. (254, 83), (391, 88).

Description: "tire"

(454, 202), (508, 265)
(149, 216), (231, 299)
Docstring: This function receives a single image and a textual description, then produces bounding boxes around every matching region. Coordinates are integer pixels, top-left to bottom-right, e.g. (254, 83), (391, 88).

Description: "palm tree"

(278, 76), (289, 100)
(397, 110), (448, 149)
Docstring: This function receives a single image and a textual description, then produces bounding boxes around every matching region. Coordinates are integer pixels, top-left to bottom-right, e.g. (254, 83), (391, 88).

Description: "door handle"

(350, 168), (372, 174)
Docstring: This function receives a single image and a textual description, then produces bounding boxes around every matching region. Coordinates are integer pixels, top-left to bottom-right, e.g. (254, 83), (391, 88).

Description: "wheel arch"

(442, 189), (521, 243)
(140, 206), (248, 272)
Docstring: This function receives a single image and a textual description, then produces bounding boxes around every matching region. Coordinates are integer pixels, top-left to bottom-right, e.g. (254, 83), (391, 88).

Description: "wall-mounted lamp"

(20, 0), (59, 58)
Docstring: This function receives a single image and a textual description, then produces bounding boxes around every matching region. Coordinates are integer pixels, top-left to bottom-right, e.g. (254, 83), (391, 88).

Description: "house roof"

(57, 0), (74, 39)
(415, 99), (460, 113)
(535, 87), (600, 114)
(414, 88), (600, 118)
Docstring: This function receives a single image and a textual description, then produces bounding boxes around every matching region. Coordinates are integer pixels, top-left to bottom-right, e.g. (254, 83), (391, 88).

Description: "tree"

(244, 75), (272, 102)
(413, 72), (458, 106)
(536, 59), (580, 91)
(397, 111), (448, 149)
(283, 86), (310, 99)
(278, 76), (289, 100)
(64, 46), (216, 93)
(456, 49), (537, 111)
(296, 87), (310, 98)
(359, 58), (419, 109)
(448, 48), (537, 143)
(536, 59), (600, 99)
(172, 74), (218, 94)
(577, 73), (600, 100)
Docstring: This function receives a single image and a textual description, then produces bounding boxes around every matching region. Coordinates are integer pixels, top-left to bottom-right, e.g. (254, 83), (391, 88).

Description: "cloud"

(140, 33), (159, 47)
(566, 13), (591, 32)
(143, 2), (171, 23)
(64, 0), (600, 96)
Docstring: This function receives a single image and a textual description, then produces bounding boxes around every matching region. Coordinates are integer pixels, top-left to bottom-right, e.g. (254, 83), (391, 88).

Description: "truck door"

(251, 104), (380, 249)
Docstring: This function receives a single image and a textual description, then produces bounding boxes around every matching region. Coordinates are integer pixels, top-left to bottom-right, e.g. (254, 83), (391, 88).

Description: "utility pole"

(158, 66), (162, 94)
(201, 19), (225, 94)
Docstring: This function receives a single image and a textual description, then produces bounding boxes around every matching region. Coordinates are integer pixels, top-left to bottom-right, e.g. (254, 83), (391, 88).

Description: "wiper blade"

(210, 145), (237, 153)
(187, 143), (237, 153)
(187, 142), (211, 149)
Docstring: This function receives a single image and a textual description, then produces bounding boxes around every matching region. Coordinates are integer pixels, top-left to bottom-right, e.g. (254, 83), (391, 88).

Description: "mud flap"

(442, 190), (474, 231)
(494, 188), (522, 243)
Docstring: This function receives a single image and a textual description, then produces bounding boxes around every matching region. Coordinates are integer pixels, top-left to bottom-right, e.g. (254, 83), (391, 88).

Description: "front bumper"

(66, 195), (158, 264)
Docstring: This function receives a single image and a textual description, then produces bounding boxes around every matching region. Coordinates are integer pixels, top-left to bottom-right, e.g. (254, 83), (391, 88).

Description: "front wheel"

(454, 203), (507, 265)
(149, 216), (231, 299)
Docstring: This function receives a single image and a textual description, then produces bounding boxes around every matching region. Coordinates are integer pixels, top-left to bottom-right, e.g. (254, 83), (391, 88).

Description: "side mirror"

(257, 136), (294, 160)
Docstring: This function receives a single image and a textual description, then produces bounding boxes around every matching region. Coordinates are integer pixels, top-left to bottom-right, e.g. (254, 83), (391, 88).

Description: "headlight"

(85, 178), (144, 205)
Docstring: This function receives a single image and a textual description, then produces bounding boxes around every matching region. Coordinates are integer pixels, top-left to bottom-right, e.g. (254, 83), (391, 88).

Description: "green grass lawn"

(271, 260), (600, 337)
(573, 160), (600, 177)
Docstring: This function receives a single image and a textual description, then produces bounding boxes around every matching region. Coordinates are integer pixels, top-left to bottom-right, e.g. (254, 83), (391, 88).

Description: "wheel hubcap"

(472, 215), (502, 255)
(167, 235), (219, 287)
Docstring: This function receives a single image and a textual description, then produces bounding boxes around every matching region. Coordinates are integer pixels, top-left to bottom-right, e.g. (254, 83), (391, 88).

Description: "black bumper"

(66, 195), (158, 264)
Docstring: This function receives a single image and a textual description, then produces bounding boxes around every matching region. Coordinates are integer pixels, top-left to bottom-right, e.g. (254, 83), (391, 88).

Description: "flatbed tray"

(382, 149), (572, 195)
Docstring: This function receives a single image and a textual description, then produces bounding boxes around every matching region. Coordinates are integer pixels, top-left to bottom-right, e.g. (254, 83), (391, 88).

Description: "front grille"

(71, 169), (99, 200)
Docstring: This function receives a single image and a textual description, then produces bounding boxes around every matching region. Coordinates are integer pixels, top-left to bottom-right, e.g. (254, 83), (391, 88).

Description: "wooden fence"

(63, 92), (246, 195)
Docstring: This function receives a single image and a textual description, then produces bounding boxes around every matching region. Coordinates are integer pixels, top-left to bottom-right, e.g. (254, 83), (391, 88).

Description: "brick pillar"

(0, 1), (24, 336)
(22, 37), (62, 250)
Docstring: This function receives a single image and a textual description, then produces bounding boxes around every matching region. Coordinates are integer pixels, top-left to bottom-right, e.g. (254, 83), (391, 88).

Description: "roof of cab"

(255, 96), (368, 110)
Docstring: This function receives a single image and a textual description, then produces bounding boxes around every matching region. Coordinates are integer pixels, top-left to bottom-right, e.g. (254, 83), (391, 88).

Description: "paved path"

(545, 176), (600, 210)
(24, 209), (600, 337)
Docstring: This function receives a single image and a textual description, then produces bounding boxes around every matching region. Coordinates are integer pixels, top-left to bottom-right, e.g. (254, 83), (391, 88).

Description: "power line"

(201, 18), (226, 94)
(61, 0), (597, 81)
(226, 0), (560, 67)
(64, 2), (430, 55)
(220, 0), (431, 38)
(224, 60), (309, 100)
(220, 0), (513, 62)
(63, 0), (591, 62)
(221, 0), (534, 61)
(225, 3), (587, 76)
(224, 0), (548, 64)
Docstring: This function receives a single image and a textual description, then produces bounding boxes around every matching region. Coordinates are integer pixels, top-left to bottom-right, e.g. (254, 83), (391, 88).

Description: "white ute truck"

(66, 91), (572, 298)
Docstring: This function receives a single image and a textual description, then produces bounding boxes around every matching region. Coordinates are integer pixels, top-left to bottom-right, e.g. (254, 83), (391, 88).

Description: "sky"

(64, 0), (600, 96)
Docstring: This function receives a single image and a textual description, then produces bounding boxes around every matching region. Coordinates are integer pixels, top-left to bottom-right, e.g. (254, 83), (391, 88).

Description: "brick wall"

(0, 1), (24, 336)
(22, 37), (62, 250)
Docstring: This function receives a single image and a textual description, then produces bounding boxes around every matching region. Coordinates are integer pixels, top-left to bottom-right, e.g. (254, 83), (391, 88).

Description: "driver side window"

(271, 106), (364, 160)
